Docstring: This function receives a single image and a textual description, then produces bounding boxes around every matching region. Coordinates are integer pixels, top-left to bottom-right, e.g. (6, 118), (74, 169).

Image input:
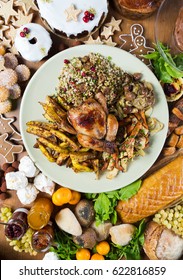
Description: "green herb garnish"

(50, 229), (80, 260)
(85, 180), (142, 225)
(144, 42), (183, 83)
(106, 219), (146, 260)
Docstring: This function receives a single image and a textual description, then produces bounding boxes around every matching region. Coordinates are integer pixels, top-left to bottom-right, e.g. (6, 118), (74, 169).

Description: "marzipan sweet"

(116, 156), (183, 223)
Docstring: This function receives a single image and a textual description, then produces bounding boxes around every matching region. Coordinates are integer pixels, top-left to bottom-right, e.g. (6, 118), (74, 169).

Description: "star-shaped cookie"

(83, 35), (103, 45)
(14, 0), (38, 15)
(105, 16), (122, 32)
(101, 26), (114, 39)
(0, 0), (18, 24)
(64, 4), (82, 22)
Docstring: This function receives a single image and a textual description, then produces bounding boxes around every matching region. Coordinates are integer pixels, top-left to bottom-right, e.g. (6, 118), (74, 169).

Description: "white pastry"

(34, 173), (55, 195)
(14, 23), (52, 62)
(19, 155), (39, 178)
(17, 183), (39, 205)
(5, 171), (28, 190)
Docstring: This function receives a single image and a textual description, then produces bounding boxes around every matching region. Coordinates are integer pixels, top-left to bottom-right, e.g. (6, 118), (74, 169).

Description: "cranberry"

(23, 27), (29, 34)
(84, 11), (90, 17)
(90, 66), (96, 72)
(164, 83), (177, 96)
(64, 59), (70, 64)
(83, 16), (90, 23)
(89, 13), (95, 20)
(20, 31), (26, 38)
(81, 71), (86, 77)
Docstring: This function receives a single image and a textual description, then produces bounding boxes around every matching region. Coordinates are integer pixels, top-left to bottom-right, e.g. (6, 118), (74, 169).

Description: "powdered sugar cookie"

(4, 53), (18, 69)
(15, 64), (31, 82)
(8, 83), (21, 99)
(0, 100), (12, 114)
(0, 69), (18, 87)
(14, 23), (52, 62)
(0, 86), (10, 102)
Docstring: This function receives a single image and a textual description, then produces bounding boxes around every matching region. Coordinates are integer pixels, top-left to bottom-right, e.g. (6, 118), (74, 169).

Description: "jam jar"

(5, 208), (28, 240)
(113, 0), (163, 20)
(31, 221), (54, 252)
(27, 197), (53, 230)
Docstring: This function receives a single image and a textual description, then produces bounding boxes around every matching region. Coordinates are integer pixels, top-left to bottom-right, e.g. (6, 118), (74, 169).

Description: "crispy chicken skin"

(68, 99), (106, 140)
(77, 133), (117, 154)
(106, 114), (119, 142)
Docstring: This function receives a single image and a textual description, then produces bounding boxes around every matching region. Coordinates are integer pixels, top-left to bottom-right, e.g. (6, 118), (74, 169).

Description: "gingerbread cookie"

(119, 24), (155, 66)
(0, 115), (22, 142)
(0, 133), (23, 163)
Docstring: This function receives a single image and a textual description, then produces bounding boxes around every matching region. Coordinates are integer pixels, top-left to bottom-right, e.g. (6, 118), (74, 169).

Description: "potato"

(73, 228), (97, 249)
(74, 199), (95, 227)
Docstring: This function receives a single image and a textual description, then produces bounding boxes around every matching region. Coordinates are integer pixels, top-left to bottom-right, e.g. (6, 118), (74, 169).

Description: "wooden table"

(0, 1), (174, 260)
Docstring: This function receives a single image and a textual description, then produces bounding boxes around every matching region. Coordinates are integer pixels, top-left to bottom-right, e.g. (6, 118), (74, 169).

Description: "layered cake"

(36, 0), (108, 39)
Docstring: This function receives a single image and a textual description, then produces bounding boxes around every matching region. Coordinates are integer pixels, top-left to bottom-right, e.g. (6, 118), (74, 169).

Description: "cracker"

(0, 115), (22, 142)
(4, 53), (18, 69)
(15, 64), (31, 82)
(0, 99), (12, 114)
(0, 133), (23, 164)
(0, 68), (18, 87)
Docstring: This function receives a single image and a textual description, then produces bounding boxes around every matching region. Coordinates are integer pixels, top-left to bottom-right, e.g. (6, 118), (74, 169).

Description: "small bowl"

(155, 0), (183, 72)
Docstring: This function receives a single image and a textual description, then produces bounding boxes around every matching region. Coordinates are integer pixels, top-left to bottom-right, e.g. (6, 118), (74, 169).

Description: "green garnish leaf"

(85, 179), (142, 225)
(143, 42), (183, 83)
(118, 179), (142, 200)
(50, 229), (80, 260)
(106, 219), (146, 260)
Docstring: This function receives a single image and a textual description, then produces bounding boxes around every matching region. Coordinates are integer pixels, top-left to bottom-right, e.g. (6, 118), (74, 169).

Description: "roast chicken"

(67, 98), (119, 154)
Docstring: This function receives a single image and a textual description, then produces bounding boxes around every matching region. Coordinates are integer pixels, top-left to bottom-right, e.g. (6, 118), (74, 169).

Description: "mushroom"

(91, 221), (112, 242)
(55, 208), (82, 236)
(109, 224), (136, 246)
(73, 228), (97, 249)
(74, 199), (95, 227)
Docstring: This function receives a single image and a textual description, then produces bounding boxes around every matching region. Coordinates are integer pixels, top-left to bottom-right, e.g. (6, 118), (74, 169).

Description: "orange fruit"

(96, 241), (110, 255)
(52, 187), (72, 206)
(90, 253), (105, 260)
(76, 248), (91, 260)
(69, 190), (81, 205)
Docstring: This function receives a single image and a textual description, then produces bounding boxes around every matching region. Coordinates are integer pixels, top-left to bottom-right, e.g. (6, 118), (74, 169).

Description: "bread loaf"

(116, 156), (183, 223)
(143, 221), (183, 260)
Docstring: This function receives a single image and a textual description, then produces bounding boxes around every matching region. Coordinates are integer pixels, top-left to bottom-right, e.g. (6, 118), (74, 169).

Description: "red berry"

(23, 27), (29, 34)
(20, 31), (26, 37)
(83, 16), (89, 23)
(84, 11), (90, 17)
(89, 13), (95, 20)
(64, 59), (70, 64)
(90, 66), (96, 72)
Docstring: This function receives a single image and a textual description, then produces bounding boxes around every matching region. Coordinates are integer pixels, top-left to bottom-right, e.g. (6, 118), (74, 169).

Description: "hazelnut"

(0, 181), (7, 192)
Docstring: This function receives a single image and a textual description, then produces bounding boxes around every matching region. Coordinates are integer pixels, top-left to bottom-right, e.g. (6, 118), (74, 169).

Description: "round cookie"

(14, 23), (52, 62)
(36, 0), (108, 38)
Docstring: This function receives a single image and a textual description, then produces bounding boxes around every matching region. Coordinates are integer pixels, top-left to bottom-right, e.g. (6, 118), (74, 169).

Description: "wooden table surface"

(0, 1), (176, 260)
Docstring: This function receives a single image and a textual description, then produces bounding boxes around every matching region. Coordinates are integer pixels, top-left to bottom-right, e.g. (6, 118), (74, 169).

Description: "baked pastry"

(113, 0), (163, 20)
(116, 156), (183, 223)
(36, 0), (108, 39)
(14, 23), (52, 62)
